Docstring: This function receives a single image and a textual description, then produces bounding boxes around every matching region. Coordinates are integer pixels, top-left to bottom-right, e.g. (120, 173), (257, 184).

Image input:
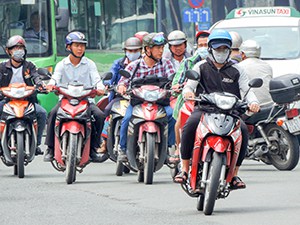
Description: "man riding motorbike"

(174, 29), (260, 189)
(43, 31), (106, 162)
(116, 32), (176, 162)
(0, 35), (47, 156)
(164, 30), (191, 71)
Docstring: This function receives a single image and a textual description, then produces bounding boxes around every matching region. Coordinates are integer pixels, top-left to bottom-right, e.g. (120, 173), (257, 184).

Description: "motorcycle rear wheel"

(265, 124), (299, 170)
(16, 131), (25, 178)
(144, 133), (156, 185)
(65, 133), (78, 184)
(203, 152), (224, 215)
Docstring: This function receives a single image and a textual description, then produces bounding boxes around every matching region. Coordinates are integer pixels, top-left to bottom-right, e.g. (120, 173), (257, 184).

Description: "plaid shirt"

(118, 56), (175, 87)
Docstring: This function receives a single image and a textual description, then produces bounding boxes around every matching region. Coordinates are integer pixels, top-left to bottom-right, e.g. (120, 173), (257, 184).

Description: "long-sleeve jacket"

(0, 60), (42, 103)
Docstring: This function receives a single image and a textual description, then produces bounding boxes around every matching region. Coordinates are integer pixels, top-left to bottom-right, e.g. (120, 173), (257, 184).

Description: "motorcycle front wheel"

(144, 133), (156, 185)
(65, 133), (78, 184)
(16, 131), (25, 178)
(203, 152), (224, 215)
(265, 124), (299, 170)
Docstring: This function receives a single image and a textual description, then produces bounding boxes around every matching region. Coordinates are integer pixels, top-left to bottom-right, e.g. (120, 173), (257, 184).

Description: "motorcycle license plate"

(285, 116), (300, 133)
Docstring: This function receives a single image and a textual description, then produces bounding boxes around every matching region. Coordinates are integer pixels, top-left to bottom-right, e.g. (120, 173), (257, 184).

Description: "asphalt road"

(0, 149), (300, 225)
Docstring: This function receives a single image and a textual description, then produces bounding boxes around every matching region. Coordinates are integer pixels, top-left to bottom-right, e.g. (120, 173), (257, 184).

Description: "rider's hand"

(183, 91), (195, 100)
(96, 89), (105, 96)
(172, 84), (181, 93)
(46, 85), (54, 92)
(117, 85), (127, 95)
(248, 102), (260, 113)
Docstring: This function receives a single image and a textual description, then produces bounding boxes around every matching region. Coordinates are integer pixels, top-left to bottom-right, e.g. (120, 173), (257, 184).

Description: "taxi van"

(210, 6), (300, 77)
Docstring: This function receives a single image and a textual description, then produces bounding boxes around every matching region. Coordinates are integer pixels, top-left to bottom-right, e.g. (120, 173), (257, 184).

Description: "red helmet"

(134, 31), (149, 42)
(6, 35), (26, 49)
(195, 30), (210, 42)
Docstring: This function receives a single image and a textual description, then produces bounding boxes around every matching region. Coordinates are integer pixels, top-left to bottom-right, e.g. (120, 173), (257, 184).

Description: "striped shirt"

(118, 56), (175, 87)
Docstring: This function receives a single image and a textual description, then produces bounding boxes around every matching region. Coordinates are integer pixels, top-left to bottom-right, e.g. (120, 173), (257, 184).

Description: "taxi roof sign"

(226, 7), (300, 19)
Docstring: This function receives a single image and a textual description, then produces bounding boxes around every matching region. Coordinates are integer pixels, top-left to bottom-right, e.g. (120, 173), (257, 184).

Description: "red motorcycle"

(0, 71), (49, 178)
(181, 70), (262, 215)
(120, 70), (172, 184)
(45, 69), (112, 184)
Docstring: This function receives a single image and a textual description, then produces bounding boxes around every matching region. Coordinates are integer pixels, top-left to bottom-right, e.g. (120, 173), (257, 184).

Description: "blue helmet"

(65, 31), (88, 47)
(208, 29), (232, 49)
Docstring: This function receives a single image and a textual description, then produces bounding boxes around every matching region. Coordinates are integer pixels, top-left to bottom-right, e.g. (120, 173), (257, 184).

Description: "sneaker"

(90, 150), (102, 163)
(117, 150), (128, 162)
(35, 146), (44, 156)
(43, 148), (54, 162)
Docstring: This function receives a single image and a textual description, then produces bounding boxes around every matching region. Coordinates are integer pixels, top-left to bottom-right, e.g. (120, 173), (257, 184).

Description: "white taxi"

(210, 6), (300, 77)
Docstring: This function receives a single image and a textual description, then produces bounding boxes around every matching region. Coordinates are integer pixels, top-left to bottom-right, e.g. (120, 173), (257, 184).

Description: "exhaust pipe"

(251, 145), (268, 159)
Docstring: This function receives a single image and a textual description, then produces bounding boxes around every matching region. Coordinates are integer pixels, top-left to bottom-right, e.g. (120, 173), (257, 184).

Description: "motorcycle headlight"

(135, 86), (166, 102)
(61, 85), (90, 98)
(2, 87), (33, 99)
(214, 93), (237, 110)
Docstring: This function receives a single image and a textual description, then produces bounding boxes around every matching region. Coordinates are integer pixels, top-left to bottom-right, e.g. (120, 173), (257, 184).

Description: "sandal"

(173, 171), (188, 184)
(229, 176), (246, 190)
(168, 154), (180, 164)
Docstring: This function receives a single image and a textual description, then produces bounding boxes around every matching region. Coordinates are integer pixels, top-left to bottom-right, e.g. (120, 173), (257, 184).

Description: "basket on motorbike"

(269, 73), (300, 104)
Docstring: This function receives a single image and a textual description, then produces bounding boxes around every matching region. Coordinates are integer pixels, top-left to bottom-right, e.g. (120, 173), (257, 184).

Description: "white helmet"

(240, 39), (261, 58)
(167, 30), (187, 45)
(229, 31), (243, 50)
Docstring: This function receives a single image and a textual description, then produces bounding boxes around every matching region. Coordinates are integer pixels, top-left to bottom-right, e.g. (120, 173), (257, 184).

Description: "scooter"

(180, 70), (262, 215)
(120, 70), (172, 184)
(0, 71), (49, 178)
(244, 73), (300, 170)
(43, 69), (112, 184)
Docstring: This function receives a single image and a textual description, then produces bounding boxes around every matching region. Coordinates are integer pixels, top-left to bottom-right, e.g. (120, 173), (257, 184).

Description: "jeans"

(119, 104), (176, 152)
(0, 100), (47, 146)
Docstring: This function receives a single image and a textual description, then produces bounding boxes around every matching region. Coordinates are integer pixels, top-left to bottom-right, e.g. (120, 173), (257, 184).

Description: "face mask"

(126, 51), (141, 62)
(12, 49), (25, 62)
(211, 48), (230, 64)
(196, 47), (209, 59)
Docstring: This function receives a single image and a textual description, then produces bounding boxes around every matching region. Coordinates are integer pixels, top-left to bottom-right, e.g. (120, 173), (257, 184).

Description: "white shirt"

(239, 57), (273, 105)
(49, 56), (105, 103)
(10, 66), (24, 84)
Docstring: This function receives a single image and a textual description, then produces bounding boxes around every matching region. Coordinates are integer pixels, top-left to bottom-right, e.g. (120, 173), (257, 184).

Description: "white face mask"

(211, 48), (230, 64)
(196, 47), (209, 59)
(12, 49), (25, 62)
(126, 51), (141, 62)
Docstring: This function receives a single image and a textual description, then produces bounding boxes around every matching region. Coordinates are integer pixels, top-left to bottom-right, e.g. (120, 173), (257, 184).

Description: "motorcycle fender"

(138, 122), (161, 143)
(201, 136), (231, 162)
(60, 121), (85, 137)
(10, 120), (26, 132)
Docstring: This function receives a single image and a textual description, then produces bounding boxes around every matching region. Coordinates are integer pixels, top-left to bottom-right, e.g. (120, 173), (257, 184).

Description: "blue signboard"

(183, 8), (211, 23)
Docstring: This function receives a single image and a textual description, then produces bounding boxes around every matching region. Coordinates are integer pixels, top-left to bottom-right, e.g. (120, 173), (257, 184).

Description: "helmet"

(134, 31), (149, 42)
(6, 35), (26, 49)
(195, 30), (210, 42)
(65, 31), (88, 46)
(229, 31), (243, 50)
(208, 29), (232, 49)
(143, 32), (167, 48)
(167, 30), (187, 45)
(123, 37), (142, 50)
(240, 39), (261, 58)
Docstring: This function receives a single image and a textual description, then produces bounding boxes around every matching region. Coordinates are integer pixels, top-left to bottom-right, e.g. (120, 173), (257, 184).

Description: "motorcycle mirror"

(119, 70), (131, 78)
(248, 78), (263, 88)
(102, 72), (113, 81)
(37, 68), (52, 80)
(185, 69), (200, 81)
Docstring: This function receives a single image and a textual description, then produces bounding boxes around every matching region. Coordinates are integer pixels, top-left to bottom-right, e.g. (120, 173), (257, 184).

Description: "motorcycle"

(96, 87), (130, 176)
(180, 70), (262, 215)
(42, 69), (112, 184)
(0, 71), (49, 178)
(244, 73), (300, 170)
(120, 70), (172, 184)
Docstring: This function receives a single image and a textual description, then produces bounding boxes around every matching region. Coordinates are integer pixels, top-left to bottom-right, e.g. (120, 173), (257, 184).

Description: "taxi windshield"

(216, 26), (300, 60)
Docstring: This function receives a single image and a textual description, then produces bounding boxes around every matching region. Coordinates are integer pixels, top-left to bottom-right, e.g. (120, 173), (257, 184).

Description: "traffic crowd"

(0, 28), (272, 189)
